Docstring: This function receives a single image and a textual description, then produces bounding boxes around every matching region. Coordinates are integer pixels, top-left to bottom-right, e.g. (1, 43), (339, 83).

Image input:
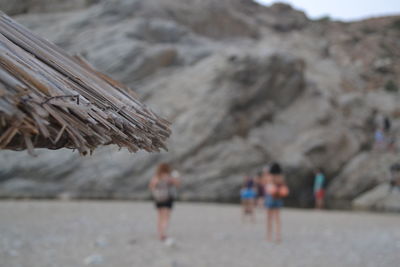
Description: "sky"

(254, 0), (400, 21)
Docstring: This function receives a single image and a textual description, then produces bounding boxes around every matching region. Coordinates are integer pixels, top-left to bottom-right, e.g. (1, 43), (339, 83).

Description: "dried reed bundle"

(0, 12), (170, 155)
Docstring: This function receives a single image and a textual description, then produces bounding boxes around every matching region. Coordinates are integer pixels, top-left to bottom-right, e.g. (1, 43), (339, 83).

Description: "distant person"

(313, 169), (326, 209)
(264, 163), (289, 243)
(240, 175), (257, 222)
(383, 116), (397, 152)
(389, 163), (400, 192)
(149, 163), (180, 242)
(256, 171), (265, 208)
(373, 127), (385, 151)
(383, 116), (391, 134)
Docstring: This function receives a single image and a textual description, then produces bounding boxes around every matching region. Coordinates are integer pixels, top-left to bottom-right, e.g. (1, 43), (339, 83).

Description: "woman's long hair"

(269, 162), (282, 175)
(269, 162), (285, 186)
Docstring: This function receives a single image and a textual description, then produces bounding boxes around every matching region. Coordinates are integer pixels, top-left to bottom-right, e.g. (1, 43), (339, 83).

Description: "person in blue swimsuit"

(240, 175), (257, 222)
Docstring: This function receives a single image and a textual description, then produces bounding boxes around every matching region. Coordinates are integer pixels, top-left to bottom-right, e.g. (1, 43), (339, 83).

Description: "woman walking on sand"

(264, 163), (289, 243)
(149, 163), (180, 242)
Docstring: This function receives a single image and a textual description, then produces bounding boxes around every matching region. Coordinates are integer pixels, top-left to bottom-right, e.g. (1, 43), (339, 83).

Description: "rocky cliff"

(1, 0), (399, 209)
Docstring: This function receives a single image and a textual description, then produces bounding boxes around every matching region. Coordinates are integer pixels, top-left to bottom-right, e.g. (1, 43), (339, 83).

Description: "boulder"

(327, 152), (400, 207)
(353, 183), (400, 212)
(268, 3), (309, 32)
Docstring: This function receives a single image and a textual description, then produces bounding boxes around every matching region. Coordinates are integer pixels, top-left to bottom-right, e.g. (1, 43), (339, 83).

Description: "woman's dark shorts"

(155, 199), (173, 209)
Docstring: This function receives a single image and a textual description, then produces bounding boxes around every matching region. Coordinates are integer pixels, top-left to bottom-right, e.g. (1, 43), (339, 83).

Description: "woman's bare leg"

(266, 209), (273, 241)
(250, 199), (256, 223)
(157, 209), (165, 240)
(243, 200), (253, 222)
(316, 199), (323, 209)
(274, 209), (281, 243)
(164, 208), (171, 237)
(156, 208), (170, 240)
(241, 201), (246, 222)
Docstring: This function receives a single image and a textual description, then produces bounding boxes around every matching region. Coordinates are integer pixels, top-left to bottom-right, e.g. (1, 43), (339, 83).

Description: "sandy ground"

(0, 201), (399, 267)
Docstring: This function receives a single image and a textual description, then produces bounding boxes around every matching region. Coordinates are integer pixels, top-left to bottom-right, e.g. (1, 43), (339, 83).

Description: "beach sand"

(0, 201), (399, 267)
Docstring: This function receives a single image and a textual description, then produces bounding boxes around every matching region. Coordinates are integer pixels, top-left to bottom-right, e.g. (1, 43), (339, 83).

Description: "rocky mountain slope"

(1, 0), (399, 209)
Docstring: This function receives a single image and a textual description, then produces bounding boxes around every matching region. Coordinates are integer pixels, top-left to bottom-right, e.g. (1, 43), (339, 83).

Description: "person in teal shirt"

(313, 170), (325, 209)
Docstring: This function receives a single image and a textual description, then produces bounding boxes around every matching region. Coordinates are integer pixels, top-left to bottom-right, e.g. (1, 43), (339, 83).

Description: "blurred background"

(1, 1), (400, 266)
(1, 0), (400, 210)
